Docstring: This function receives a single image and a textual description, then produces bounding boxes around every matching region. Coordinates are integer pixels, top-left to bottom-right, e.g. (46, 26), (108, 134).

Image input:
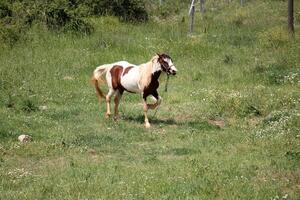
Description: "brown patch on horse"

(123, 66), (134, 76)
(110, 65), (123, 90)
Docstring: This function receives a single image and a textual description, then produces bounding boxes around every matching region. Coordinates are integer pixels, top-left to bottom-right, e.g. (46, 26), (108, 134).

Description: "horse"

(91, 53), (177, 128)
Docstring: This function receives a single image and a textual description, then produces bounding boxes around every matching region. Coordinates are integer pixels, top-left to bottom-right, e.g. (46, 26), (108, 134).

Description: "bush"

(21, 99), (39, 112)
(231, 9), (247, 27)
(113, 0), (148, 22)
(45, 8), (70, 30)
(146, 0), (186, 20)
(64, 18), (94, 35)
(0, 17), (29, 46)
(85, 0), (148, 22)
(0, 0), (149, 45)
(0, 2), (12, 18)
(258, 26), (290, 48)
(264, 64), (299, 85)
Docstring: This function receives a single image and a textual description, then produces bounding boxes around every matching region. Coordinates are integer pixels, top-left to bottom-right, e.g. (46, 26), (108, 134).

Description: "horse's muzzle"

(170, 70), (177, 75)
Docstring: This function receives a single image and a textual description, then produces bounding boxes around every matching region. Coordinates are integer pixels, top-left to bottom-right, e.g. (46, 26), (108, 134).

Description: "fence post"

(189, 1), (195, 34)
(200, 0), (205, 14)
(288, 0), (294, 34)
(240, 0), (244, 6)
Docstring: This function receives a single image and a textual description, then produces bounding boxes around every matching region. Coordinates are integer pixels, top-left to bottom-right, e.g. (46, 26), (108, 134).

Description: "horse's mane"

(139, 55), (159, 90)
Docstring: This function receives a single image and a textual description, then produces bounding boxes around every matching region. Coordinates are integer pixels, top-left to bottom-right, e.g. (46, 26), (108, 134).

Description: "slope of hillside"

(0, 0), (299, 199)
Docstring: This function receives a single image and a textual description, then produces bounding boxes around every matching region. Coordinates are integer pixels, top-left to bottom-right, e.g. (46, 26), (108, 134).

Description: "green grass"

(0, 0), (299, 199)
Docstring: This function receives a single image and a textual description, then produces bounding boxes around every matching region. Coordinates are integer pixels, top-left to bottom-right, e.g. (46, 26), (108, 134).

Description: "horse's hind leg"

(105, 89), (115, 118)
(114, 90), (123, 120)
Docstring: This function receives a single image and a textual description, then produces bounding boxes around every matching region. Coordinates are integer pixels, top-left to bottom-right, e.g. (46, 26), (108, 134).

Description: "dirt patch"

(208, 118), (225, 128)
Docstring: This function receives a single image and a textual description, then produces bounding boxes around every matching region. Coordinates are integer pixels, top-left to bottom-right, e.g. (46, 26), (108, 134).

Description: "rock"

(63, 76), (74, 80)
(18, 135), (32, 143)
(39, 105), (47, 111)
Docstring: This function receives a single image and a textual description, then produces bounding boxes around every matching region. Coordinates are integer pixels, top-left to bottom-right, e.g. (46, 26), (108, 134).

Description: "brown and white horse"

(91, 53), (177, 128)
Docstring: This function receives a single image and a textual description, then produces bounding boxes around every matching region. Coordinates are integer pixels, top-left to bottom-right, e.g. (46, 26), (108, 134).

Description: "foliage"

(85, 0), (148, 22)
(258, 26), (290, 48)
(0, 0), (149, 45)
(146, 0), (189, 20)
(230, 8), (248, 27)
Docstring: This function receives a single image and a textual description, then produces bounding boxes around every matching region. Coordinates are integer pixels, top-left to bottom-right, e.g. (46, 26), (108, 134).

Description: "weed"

(20, 99), (38, 112)
(223, 54), (233, 64)
(258, 26), (290, 48)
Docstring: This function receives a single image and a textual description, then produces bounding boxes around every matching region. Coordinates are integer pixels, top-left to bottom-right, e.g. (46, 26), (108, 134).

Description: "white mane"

(139, 55), (159, 90)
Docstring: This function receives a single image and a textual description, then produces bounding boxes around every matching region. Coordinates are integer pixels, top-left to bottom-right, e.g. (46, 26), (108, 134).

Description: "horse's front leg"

(147, 95), (161, 110)
(143, 99), (151, 128)
(143, 91), (161, 128)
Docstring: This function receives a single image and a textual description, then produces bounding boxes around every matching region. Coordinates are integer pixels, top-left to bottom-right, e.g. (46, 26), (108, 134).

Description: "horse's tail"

(91, 65), (109, 100)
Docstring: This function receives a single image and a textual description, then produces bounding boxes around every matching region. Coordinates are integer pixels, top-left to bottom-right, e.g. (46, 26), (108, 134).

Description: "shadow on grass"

(122, 115), (221, 131)
(122, 115), (177, 126)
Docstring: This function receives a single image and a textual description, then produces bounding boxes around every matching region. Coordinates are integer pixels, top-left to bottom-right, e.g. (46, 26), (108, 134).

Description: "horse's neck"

(139, 60), (160, 90)
(152, 70), (161, 80)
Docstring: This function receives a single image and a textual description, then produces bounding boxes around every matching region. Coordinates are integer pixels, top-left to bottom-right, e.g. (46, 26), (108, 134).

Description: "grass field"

(0, 0), (299, 199)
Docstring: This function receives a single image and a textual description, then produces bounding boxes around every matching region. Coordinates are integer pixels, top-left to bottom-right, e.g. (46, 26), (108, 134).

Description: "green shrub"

(258, 26), (290, 48)
(0, 0), (149, 45)
(64, 18), (94, 35)
(0, 2), (12, 18)
(86, 0), (148, 22)
(259, 64), (300, 85)
(45, 8), (70, 30)
(21, 99), (39, 113)
(0, 20), (27, 46)
(223, 54), (233, 64)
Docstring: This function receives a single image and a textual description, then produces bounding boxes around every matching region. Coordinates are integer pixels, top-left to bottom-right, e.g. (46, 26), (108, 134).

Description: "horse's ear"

(156, 53), (161, 57)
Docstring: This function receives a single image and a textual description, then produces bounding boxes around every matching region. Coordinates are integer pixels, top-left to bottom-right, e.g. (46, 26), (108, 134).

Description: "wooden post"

(189, 0), (196, 34)
(288, 0), (294, 34)
(200, 0), (205, 14)
(240, 0), (244, 6)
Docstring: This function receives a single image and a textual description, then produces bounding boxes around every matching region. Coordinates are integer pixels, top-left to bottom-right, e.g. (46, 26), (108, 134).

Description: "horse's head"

(156, 53), (177, 75)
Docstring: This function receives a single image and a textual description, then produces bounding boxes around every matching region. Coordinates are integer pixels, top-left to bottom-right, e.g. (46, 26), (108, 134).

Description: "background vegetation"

(0, 0), (299, 199)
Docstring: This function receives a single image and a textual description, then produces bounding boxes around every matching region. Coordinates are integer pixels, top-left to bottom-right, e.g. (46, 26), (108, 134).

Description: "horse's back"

(113, 61), (137, 68)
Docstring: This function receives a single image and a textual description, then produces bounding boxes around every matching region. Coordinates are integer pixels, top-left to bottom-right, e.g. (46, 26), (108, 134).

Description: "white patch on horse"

(121, 66), (140, 93)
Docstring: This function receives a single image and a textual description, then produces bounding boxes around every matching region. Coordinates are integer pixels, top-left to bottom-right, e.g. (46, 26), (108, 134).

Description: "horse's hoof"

(105, 113), (111, 119)
(145, 123), (151, 128)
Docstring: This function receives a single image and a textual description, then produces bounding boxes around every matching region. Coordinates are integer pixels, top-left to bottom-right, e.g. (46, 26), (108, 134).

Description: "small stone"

(18, 135), (32, 143)
(39, 105), (47, 111)
(63, 76), (74, 80)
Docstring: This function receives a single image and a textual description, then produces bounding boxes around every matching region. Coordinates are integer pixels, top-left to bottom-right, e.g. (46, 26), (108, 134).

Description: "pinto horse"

(91, 53), (177, 128)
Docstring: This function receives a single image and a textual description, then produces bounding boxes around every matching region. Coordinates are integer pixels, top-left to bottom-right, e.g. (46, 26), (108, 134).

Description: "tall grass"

(0, 0), (299, 199)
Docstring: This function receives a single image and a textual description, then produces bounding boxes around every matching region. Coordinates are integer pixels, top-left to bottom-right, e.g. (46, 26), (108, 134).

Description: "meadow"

(0, 0), (299, 199)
